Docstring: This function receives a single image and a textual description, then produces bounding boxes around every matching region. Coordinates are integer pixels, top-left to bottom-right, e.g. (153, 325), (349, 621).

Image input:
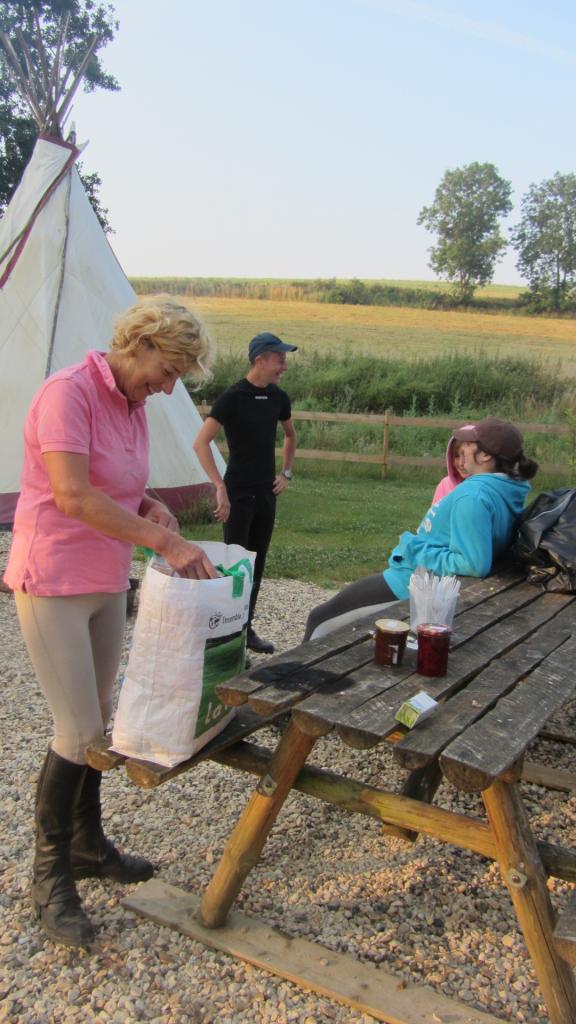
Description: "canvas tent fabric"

(0, 134), (225, 525)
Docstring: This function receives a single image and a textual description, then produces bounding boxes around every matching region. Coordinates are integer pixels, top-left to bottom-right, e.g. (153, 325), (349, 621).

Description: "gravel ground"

(1, 531), (576, 1024)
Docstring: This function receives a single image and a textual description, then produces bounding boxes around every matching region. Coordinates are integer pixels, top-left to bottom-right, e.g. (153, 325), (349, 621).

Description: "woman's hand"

(214, 483), (231, 523)
(140, 498), (179, 532)
(160, 533), (219, 579)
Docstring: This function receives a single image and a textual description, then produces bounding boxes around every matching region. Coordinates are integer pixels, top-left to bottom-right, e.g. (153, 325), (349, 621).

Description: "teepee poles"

(53, 35), (98, 132)
(0, 32), (44, 126)
(0, 18), (98, 136)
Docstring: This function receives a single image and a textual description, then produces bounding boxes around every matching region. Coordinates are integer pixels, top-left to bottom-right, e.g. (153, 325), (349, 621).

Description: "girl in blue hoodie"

(304, 417), (538, 641)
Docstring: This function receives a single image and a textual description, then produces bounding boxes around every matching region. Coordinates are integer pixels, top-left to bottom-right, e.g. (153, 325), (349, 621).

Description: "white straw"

(408, 569), (460, 628)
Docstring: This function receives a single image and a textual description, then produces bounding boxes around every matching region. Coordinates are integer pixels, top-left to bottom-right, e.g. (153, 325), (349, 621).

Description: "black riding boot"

(70, 766), (154, 883)
(32, 749), (96, 948)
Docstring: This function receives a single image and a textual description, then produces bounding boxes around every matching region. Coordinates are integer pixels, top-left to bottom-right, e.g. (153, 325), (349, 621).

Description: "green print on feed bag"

(197, 631), (246, 736)
(196, 560), (253, 738)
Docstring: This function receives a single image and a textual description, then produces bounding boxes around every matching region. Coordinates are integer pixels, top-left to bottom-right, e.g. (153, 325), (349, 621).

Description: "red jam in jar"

(416, 623), (451, 678)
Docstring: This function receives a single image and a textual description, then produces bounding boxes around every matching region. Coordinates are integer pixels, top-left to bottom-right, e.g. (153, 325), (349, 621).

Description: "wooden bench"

(88, 704), (283, 788)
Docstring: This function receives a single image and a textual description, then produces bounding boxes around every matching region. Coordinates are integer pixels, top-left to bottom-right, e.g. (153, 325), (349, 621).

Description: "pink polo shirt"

(4, 351), (149, 596)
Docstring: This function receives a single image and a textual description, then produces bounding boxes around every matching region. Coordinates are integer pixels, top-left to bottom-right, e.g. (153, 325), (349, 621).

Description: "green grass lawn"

(267, 468), (430, 585)
(178, 462), (571, 591)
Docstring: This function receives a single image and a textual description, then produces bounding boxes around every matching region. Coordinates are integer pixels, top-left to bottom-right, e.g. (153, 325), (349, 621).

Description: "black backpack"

(511, 487), (576, 593)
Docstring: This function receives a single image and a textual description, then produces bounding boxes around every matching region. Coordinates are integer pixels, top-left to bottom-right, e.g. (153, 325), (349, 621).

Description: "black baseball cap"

(452, 417), (524, 461)
(248, 332), (298, 361)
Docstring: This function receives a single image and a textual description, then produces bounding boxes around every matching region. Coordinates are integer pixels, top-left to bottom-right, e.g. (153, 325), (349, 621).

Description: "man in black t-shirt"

(193, 333), (297, 653)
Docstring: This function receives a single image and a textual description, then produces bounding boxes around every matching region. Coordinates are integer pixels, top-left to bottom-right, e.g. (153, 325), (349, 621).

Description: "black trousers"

(224, 487), (276, 625)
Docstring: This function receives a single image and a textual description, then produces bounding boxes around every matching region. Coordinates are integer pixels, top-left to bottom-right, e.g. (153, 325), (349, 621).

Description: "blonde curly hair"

(110, 298), (214, 382)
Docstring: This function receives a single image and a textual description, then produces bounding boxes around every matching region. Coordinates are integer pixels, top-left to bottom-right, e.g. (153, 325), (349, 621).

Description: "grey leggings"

(303, 572), (398, 641)
(14, 591), (126, 764)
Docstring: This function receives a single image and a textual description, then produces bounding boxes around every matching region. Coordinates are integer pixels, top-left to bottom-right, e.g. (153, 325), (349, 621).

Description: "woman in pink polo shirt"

(4, 299), (218, 949)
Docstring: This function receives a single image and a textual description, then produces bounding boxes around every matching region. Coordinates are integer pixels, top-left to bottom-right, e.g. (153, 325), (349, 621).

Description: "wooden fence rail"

(197, 405), (575, 478)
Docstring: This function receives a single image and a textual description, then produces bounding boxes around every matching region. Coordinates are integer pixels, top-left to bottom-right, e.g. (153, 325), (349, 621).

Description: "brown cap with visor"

(452, 417), (524, 462)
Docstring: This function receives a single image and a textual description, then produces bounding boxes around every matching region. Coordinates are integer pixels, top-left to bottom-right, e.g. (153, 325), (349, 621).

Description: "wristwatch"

(281, 469), (293, 480)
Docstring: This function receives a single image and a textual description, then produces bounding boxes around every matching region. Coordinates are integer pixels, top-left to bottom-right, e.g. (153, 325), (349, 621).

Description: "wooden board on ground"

(521, 760), (576, 794)
(125, 879), (505, 1024)
(540, 727), (576, 746)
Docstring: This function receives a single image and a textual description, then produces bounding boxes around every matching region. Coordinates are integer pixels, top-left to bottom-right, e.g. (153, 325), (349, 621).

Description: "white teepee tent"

(0, 26), (224, 525)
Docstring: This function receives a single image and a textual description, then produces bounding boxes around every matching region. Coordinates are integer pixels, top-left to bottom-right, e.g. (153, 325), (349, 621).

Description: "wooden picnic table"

(87, 566), (576, 1024)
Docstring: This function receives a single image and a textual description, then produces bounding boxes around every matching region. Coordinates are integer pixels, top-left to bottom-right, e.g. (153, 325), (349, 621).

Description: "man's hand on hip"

(273, 474), (290, 495)
(214, 483), (231, 522)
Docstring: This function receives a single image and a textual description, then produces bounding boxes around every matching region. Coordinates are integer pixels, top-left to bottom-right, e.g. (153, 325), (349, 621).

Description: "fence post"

(382, 409), (391, 479)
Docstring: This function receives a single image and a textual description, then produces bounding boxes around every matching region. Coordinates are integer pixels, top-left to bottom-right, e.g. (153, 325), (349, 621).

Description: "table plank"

(217, 569), (525, 709)
(289, 586), (565, 740)
(305, 593), (573, 747)
(448, 580), (543, 646)
(217, 623), (379, 706)
(248, 641), (378, 715)
(422, 566), (525, 615)
(288, 580), (532, 735)
(394, 601), (576, 771)
(456, 565), (524, 593)
(440, 635), (576, 791)
(293, 648), (421, 737)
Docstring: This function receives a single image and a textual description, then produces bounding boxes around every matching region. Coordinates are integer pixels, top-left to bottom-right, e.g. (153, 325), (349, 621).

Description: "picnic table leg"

(482, 779), (576, 1024)
(198, 718), (317, 929)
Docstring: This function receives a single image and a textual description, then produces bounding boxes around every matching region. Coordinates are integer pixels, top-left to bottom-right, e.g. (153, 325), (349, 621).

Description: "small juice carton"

(395, 690), (438, 729)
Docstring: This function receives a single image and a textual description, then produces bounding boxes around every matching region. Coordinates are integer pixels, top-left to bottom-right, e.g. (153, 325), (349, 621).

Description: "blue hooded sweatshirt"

(384, 472), (531, 600)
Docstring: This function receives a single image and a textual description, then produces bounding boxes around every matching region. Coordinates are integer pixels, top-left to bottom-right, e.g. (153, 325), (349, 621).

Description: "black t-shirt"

(209, 379), (291, 489)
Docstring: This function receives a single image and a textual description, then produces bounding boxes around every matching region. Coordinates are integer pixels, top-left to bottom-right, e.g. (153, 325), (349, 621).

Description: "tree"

(0, 1), (119, 228)
(418, 162), (512, 304)
(77, 162), (112, 234)
(510, 173), (576, 312)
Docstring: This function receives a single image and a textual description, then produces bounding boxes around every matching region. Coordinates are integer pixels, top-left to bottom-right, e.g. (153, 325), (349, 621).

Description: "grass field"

(186, 296), (576, 375)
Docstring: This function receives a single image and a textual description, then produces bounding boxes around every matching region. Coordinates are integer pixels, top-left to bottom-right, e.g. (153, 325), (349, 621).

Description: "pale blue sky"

(72, 0), (576, 283)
